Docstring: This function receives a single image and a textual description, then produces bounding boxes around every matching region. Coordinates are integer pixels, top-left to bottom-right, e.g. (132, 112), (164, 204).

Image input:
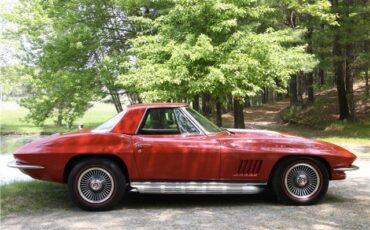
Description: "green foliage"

(5, 0), (131, 126)
(121, 0), (318, 102)
(0, 65), (33, 101)
(20, 70), (99, 126)
(4, 0), (368, 126)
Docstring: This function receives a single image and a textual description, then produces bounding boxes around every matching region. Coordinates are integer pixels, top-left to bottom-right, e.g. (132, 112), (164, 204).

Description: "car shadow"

(113, 188), (352, 211)
(116, 190), (278, 210)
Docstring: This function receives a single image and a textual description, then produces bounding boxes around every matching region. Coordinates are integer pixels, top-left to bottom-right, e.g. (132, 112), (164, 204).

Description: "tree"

(276, 0), (336, 106)
(329, 0), (370, 120)
(21, 69), (98, 126)
(6, 0), (135, 125)
(121, 0), (317, 128)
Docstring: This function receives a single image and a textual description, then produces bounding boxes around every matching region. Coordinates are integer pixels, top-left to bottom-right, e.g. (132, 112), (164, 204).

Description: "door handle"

(136, 143), (151, 152)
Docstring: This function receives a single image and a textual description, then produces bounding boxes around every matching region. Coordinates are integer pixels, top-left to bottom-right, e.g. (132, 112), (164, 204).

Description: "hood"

(224, 128), (356, 160)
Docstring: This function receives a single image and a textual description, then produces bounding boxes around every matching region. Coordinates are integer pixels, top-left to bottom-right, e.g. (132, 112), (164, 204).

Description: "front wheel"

(272, 157), (329, 205)
(68, 158), (126, 211)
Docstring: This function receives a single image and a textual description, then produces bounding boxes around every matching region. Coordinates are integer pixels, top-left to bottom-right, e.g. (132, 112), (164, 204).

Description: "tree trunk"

(307, 72), (314, 103)
(193, 95), (200, 111)
(262, 87), (269, 104)
(233, 98), (245, 128)
(56, 108), (63, 127)
(319, 24), (325, 86)
(289, 75), (299, 106)
(331, 0), (350, 120)
(305, 28), (314, 103)
(345, 43), (355, 119)
(227, 95), (233, 112)
(345, 0), (355, 120)
(216, 100), (222, 127)
(297, 71), (304, 105)
(110, 89), (123, 113)
(366, 71), (369, 96)
(128, 92), (142, 104)
(201, 93), (211, 116)
(364, 2), (369, 96)
(333, 34), (350, 120)
(318, 68), (325, 85)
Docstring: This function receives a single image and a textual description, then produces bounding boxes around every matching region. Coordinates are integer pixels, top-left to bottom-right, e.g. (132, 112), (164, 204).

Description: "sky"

(0, 0), (18, 67)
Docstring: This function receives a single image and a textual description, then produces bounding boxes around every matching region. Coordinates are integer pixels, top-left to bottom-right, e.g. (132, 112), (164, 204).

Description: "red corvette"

(8, 103), (358, 210)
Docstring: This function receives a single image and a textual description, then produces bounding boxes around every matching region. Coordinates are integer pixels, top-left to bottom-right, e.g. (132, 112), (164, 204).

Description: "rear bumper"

(7, 160), (44, 170)
(333, 165), (359, 172)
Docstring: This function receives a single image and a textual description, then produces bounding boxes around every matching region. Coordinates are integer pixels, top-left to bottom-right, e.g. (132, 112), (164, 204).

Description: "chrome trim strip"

(176, 108), (204, 135)
(7, 161), (44, 170)
(180, 107), (208, 134)
(333, 165), (359, 171)
(130, 181), (266, 194)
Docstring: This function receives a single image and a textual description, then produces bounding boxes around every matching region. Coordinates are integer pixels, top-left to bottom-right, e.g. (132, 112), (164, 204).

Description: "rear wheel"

(272, 157), (329, 205)
(68, 158), (126, 211)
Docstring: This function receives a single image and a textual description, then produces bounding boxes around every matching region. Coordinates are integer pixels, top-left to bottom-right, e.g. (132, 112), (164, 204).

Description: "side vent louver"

(237, 160), (262, 176)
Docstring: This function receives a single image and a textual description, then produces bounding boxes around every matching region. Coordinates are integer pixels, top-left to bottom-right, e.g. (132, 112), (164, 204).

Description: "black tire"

(272, 157), (329, 205)
(67, 158), (126, 211)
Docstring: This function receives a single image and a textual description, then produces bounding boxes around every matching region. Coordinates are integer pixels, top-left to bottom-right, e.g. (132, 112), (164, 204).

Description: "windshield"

(92, 108), (127, 133)
(185, 107), (223, 133)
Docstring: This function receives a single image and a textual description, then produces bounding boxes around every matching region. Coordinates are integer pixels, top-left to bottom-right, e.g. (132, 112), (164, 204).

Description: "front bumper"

(333, 165), (359, 172)
(7, 160), (44, 170)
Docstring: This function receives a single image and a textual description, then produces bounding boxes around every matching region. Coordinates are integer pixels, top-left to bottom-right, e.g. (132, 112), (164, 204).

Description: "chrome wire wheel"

(284, 163), (320, 200)
(77, 167), (114, 204)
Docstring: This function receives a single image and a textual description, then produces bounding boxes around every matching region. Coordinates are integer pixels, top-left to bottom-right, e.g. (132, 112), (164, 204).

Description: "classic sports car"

(8, 103), (358, 210)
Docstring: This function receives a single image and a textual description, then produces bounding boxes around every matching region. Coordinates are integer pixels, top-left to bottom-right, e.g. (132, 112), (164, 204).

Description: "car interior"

(138, 108), (181, 135)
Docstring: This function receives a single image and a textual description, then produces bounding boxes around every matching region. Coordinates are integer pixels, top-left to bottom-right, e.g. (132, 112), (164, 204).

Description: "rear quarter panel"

(14, 133), (138, 182)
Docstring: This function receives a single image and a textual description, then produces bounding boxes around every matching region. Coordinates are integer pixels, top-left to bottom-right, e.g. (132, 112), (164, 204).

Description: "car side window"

(139, 108), (180, 135)
(174, 109), (200, 134)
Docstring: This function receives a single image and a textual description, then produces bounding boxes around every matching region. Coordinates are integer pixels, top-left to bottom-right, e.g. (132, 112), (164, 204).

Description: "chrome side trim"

(176, 108), (204, 135)
(333, 165), (359, 171)
(130, 181), (266, 194)
(7, 161), (44, 170)
(179, 107), (208, 134)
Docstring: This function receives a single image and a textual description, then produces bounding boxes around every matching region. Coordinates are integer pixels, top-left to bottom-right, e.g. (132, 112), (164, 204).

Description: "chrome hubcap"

(296, 174), (308, 187)
(89, 178), (104, 191)
(284, 163), (320, 199)
(77, 167), (114, 204)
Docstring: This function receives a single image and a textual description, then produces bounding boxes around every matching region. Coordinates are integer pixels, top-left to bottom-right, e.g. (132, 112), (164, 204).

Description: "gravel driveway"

(1, 158), (369, 230)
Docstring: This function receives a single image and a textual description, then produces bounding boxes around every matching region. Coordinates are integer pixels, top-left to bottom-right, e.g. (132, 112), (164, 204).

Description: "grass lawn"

(0, 181), (72, 217)
(269, 121), (370, 145)
(1, 102), (117, 134)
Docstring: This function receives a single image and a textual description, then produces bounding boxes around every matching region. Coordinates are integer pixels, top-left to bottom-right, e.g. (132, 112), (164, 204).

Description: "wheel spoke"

(77, 167), (115, 204)
(284, 163), (321, 199)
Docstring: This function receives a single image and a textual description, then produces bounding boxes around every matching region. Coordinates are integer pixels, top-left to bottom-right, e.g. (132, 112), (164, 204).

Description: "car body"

(8, 103), (358, 210)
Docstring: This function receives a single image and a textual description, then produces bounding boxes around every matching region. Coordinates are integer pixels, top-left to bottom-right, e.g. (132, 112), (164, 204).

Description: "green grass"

(267, 121), (370, 145)
(0, 102), (117, 134)
(318, 120), (370, 144)
(0, 181), (72, 217)
(279, 92), (370, 144)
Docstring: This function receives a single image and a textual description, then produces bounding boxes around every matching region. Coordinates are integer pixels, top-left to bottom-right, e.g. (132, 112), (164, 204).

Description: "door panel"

(133, 135), (220, 180)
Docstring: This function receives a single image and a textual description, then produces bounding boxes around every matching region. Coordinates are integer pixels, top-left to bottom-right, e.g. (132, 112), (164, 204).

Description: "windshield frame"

(92, 108), (127, 133)
(181, 107), (223, 134)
